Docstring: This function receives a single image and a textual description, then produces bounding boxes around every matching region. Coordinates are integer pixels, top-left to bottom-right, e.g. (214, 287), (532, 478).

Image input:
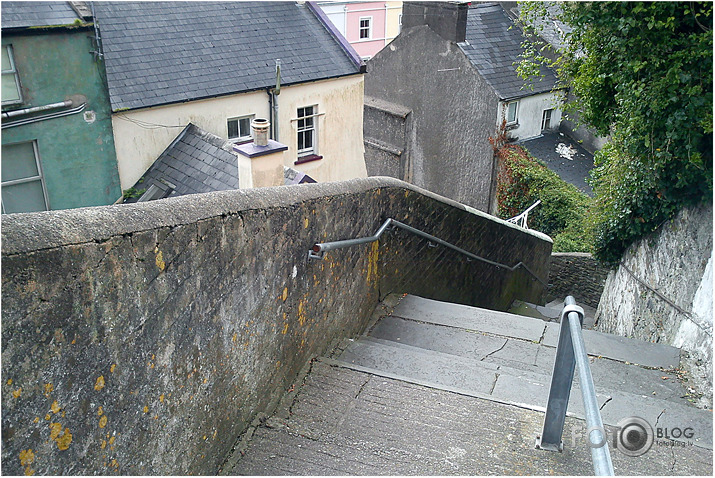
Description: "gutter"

(305, 1), (366, 73)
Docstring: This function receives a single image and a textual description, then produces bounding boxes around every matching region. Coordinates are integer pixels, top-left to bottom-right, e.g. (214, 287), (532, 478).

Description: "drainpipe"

(271, 59), (281, 142)
(2, 100), (74, 119)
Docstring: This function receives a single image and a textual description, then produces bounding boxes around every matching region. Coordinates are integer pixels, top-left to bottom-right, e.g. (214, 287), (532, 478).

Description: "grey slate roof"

(94, 1), (362, 112)
(1, 1), (83, 29)
(124, 123), (239, 202)
(459, 2), (558, 100)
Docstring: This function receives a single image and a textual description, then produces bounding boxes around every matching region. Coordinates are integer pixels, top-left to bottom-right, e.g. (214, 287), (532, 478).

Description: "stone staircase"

(225, 294), (713, 475)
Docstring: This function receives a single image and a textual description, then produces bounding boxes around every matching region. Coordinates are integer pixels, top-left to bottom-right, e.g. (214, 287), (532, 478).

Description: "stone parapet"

(1, 177), (551, 475)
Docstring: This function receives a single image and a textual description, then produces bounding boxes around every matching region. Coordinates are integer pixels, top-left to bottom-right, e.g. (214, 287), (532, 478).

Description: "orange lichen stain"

(366, 241), (379, 285)
(97, 406), (104, 416)
(282, 287), (288, 302)
(44, 383), (54, 397)
(404, 190), (409, 198)
(282, 323), (289, 335)
(232, 333), (237, 343)
(99, 416), (108, 428)
(155, 250), (166, 271)
(71, 339), (76, 345)
(143, 406), (149, 414)
(33, 417), (40, 424)
(101, 439), (107, 449)
(149, 362), (155, 369)
(110, 364), (116, 373)
(94, 376), (105, 391)
(49, 423), (72, 450)
(12, 388), (22, 398)
(297, 299), (307, 326)
(44, 414), (51, 421)
(111, 459), (118, 468)
(50, 401), (60, 414)
(19, 449), (35, 476)
(109, 436), (115, 445)
(7, 379), (13, 386)
(159, 394), (165, 403)
(303, 217), (309, 229)
(19, 449), (34, 466)
(154, 416), (158, 420)
(276, 361), (281, 368)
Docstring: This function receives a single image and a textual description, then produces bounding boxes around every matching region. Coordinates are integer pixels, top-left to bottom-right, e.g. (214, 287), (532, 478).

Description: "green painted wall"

(2, 28), (121, 210)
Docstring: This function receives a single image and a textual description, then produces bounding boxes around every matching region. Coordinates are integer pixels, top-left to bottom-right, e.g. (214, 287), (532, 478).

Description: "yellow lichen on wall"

(19, 449), (34, 476)
(12, 388), (22, 398)
(99, 416), (108, 428)
(44, 384), (53, 397)
(366, 241), (380, 286)
(155, 250), (166, 272)
(50, 401), (61, 414)
(49, 423), (72, 451)
(94, 376), (105, 391)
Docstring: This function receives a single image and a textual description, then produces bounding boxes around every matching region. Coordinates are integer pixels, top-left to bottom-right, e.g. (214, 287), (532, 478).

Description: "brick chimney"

(401, 1), (470, 43)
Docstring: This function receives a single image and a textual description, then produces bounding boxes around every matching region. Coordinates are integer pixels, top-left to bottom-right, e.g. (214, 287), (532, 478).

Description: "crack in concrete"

(654, 409), (666, 428)
(355, 377), (371, 400)
(599, 396), (613, 411)
(481, 338), (508, 361)
(489, 373), (500, 395)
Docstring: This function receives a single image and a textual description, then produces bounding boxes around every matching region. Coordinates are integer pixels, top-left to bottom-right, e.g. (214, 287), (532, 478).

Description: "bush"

(494, 140), (593, 253)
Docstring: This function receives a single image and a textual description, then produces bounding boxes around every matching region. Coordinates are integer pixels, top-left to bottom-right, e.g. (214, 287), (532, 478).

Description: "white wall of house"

(497, 92), (563, 141)
(111, 75), (367, 189)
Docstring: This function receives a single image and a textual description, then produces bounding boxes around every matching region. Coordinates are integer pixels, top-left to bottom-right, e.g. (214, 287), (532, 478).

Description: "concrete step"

(332, 295), (712, 449)
(394, 294), (680, 369)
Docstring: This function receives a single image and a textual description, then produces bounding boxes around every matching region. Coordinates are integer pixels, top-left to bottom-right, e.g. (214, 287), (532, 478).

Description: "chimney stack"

(401, 1), (469, 43)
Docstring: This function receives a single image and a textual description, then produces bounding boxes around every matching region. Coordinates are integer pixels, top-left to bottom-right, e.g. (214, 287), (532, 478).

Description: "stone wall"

(595, 201), (713, 408)
(1, 177), (552, 475)
(546, 252), (610, 309)
(363, 96), (414, 182)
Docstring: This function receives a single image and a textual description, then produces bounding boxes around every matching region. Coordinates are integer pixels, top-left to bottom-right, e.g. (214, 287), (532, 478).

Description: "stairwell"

(225, 294), (713, 475)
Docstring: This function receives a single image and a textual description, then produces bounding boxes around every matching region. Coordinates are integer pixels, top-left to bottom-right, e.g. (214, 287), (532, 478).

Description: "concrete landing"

(225, 361), (712, 476)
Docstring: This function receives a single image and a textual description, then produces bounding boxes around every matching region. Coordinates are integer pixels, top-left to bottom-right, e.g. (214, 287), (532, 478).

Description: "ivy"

(492, 129), (594, 253)
(517, 1), (713, 265)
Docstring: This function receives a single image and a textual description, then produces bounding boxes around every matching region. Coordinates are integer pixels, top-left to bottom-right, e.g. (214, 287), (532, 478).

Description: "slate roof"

(124, 123), (239, 203)
(1, 1), (84, 29)
(94, 1), (362, 112)
(459, 2), (559, 100)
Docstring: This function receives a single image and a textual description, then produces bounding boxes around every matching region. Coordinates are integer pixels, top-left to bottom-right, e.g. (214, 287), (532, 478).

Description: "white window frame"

(296, 105), (318, 157)
(359, 16), (372, 40)
(506, 101), (519, 125)
(1, 140), (49, 213)
(227, 114), (255, 143)
(2, 44), (23, 106)
(541, 108), (553, 131)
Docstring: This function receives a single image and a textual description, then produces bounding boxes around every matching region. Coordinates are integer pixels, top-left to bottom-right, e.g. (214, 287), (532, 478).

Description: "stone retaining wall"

(546, 252), (610, 308)
(1, 177), (551, 475)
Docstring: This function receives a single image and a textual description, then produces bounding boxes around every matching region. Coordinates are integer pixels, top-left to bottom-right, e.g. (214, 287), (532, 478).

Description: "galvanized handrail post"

(536, 296), (614, 476)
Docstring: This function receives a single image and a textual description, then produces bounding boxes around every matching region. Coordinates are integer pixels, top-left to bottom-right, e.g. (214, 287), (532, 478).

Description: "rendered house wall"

(1, 30), (122, 210)
(364, 25), (500, 212)
(111, 75), (367, 190)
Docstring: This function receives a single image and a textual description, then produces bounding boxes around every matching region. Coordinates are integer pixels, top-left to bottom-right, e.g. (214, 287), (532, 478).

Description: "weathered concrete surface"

(595, 201), (713, 408)
(333, 295), (710, 450)
(227, 360), (713, 475)
(1, 177), (551, 475)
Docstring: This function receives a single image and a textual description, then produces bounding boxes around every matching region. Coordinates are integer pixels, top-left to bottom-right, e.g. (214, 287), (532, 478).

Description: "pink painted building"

(318, 1), (403, 60)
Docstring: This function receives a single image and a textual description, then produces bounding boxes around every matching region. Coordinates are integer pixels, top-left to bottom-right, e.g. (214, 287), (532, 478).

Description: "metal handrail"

(536, 296), (614, 476)
(307, 218), (546, 286)
(506, 199), (541, 229)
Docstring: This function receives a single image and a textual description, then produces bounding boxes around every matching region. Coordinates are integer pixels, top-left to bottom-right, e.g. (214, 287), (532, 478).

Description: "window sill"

(294, 154), (323, 165)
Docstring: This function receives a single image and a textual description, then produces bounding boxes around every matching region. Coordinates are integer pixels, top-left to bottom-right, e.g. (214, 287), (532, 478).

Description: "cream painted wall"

(497, 92), (563, 141)
(111, 75), (367, 190)
(385, 1), (404, 43)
